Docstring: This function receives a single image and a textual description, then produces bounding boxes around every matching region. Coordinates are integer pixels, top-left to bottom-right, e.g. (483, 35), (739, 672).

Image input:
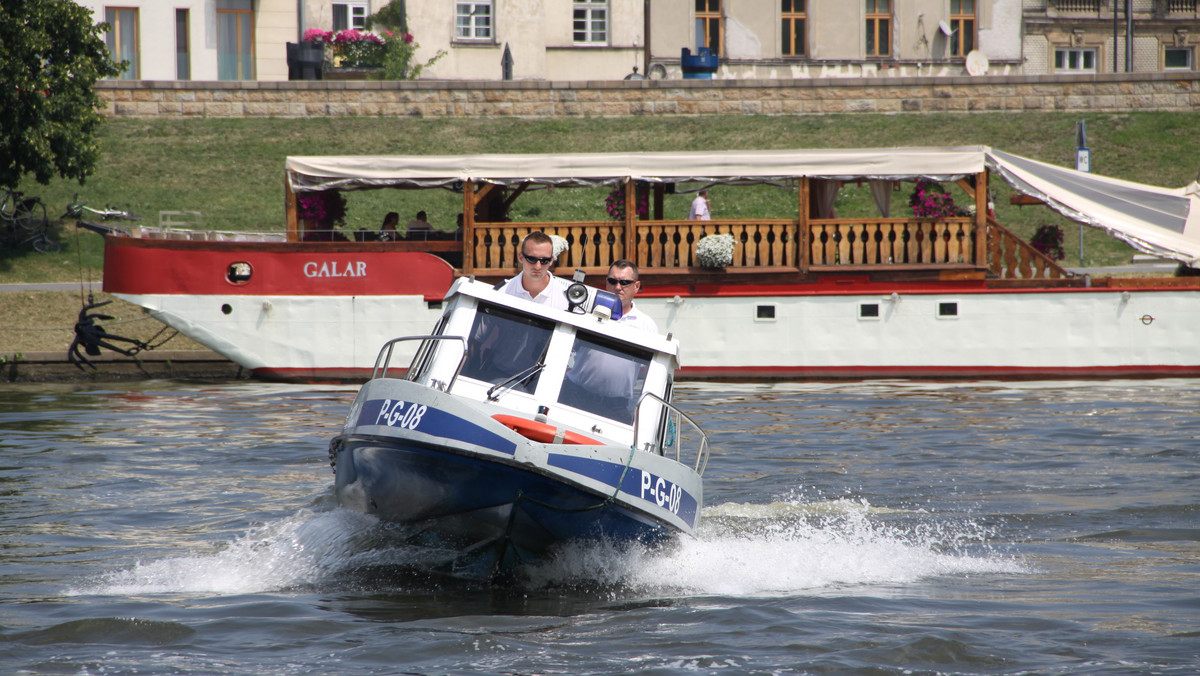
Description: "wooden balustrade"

(808, 217), (976, 267)
(471, 222), (624, 272)
(471, 219), (800, 272)
(468, 217), (1070, 280)
(636, 220), (798, 268)
(984, 218), (1072, 280)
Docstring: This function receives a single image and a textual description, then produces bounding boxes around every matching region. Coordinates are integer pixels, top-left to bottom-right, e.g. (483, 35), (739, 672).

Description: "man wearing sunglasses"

(500, 231), (569, 310)
(606, 260), (658, 334)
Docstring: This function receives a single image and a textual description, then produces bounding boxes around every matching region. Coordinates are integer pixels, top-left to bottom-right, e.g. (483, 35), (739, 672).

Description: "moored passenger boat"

(328, 276), (710, 580)
(91, 146), (1200, 381)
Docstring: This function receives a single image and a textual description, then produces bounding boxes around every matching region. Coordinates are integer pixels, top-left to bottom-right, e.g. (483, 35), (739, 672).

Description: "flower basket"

(696, 233), (736, 268)
(550, 235), (568, 259)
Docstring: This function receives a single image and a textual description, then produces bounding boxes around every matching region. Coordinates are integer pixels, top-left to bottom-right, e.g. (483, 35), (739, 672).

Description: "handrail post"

(463, 179), (475, 274)
(975, 170), (988, 267)
(798, 177), (810, 272)
(624, 179), (637, 265)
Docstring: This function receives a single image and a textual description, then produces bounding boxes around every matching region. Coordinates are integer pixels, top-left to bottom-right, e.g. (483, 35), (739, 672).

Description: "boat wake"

(526, 498), (1027, 596)
(71, 499), (1024, 598)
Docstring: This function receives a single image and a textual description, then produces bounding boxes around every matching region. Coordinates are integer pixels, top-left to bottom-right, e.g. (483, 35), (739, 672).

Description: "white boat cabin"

(373, 277), (680, 451)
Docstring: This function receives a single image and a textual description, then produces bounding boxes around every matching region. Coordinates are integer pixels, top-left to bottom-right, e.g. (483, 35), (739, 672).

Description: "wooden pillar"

(463, 179), (475, 274)
(624, 179), (637, 264)
(284, 176), (298, 243)
(797, 177), (810, 272)
(975, 170), (988, 268)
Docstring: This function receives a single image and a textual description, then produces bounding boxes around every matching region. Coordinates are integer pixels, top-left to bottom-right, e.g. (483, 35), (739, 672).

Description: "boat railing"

(984, 216), (1074, 280)
(468, 218), (1004, 274)
(127, 226), (288, 242)
(371, 335), (468, 390)
(633, 392), (711, 475)
(807, 216), (978, 268)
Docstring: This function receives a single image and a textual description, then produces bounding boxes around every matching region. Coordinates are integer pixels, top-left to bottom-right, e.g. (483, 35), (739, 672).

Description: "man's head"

(519, 232), (556, 292)
(606, 259), (641, 312)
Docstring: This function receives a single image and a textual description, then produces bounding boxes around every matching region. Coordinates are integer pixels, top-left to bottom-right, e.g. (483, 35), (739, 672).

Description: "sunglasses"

(606, 277), (637, 287)
(522, 253), (554, 266)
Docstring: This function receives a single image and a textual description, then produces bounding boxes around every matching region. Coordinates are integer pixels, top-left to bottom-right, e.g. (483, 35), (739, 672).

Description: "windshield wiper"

(486, 361), (545, 401)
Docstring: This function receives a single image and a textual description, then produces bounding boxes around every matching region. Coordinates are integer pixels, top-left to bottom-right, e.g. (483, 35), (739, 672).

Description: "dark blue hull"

(333, 435), (675, 580)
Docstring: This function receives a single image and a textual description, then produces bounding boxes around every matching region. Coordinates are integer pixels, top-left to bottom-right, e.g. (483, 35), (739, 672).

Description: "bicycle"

(0, 189), (55, 252)
(65, 194), (140, 222)
(1, 189), (48, 234)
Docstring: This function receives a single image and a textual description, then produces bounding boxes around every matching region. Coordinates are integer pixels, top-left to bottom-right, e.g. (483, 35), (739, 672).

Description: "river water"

(1, 379), (1197, 675)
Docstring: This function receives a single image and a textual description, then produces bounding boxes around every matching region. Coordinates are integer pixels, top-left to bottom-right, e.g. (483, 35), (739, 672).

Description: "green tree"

(0, 0), (122, 190)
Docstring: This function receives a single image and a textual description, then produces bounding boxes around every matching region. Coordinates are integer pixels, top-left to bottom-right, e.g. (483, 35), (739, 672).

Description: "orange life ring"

(492, 414), (599, 445)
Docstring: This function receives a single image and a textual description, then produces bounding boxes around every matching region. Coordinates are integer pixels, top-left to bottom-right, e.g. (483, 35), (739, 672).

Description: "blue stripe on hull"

(335, 439), (675, 579)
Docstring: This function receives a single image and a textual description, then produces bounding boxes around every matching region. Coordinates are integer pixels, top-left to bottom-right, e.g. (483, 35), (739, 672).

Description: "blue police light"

(592, 290), (623, 320)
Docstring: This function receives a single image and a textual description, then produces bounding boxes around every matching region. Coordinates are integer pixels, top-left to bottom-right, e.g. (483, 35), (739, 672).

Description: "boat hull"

(334, 438), (677, 579)
(99, 235), (1200, 382)
(117, 284), (1200, 382)
(332, 378), (703, 580)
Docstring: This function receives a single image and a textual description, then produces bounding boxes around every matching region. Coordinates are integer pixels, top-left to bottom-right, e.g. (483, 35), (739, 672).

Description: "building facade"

(77, 0), (1198, 81)
(76, 0), (297, 81)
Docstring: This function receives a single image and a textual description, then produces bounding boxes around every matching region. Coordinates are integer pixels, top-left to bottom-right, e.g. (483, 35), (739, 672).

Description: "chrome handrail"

(371, 335), (468, 389)
(632, 392), (711, 475)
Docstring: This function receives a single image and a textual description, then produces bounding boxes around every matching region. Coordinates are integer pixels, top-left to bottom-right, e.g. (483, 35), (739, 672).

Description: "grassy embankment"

(2, 112), (1198, 354)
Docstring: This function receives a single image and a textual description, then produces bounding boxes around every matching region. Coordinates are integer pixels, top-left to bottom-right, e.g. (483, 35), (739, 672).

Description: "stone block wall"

(96, 72), (1200, 119)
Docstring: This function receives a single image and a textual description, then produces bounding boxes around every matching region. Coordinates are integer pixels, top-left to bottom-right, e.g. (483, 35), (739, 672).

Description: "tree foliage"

(0, 0), (122, 190)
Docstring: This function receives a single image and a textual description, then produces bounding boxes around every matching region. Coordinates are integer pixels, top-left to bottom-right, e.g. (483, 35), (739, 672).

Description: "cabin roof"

(285, 146), (989, 192)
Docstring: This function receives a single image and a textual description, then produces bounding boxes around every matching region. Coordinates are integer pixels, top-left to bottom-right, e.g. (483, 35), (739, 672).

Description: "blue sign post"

(1075, 121), (1089, 265)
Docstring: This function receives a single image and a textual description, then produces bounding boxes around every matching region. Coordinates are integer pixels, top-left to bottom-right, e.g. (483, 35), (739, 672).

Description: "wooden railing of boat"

(465, 217), (1072, 282)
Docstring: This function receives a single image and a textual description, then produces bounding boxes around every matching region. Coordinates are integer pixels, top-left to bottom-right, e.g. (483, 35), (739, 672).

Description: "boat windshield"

(460, 302), (555, 394)
(558, 330), (652, 425)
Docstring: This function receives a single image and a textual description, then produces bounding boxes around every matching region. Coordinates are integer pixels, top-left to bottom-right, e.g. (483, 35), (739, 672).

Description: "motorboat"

(327, 275), (710, 581)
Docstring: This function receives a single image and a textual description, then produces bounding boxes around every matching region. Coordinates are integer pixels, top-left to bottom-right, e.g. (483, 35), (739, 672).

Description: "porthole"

(755, 304), (776, 321)
(938, 302), (959, 317)
(221, 304), (233, 315)
(859, 303), (880, 319)
(226, 261), (253, 285)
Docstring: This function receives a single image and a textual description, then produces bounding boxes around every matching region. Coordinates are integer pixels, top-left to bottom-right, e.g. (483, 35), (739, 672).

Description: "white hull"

(118, 285), (1200, 380)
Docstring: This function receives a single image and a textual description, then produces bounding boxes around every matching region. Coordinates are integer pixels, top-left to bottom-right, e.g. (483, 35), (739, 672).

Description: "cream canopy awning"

(285, 146), (1200, 266)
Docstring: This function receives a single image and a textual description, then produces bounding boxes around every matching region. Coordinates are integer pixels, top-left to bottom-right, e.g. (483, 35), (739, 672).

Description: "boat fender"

(492, 414), (600, 445)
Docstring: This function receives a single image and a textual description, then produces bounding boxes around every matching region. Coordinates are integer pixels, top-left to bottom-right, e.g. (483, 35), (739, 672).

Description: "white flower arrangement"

(550, 234), (569, 259)
(696, 233), (736, 268)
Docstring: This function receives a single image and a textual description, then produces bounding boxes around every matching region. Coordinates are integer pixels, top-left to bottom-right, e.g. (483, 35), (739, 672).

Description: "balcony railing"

(467, 217), (1070, 281)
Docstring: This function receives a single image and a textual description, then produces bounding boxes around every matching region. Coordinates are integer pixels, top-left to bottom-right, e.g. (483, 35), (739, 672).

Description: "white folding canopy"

(986, 149), (1200, 266)
(286, 146), (1200, 265)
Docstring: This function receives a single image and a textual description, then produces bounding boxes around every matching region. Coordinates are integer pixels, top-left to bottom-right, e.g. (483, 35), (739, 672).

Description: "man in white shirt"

(688, 189), (711, 221)
(558, 260), (658, 422)
(500, 231), (569, 310)
(605, 259), (658, 334)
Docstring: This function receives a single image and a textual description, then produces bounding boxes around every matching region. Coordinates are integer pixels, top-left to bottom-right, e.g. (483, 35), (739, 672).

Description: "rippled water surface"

(1, 379), (1197, 675)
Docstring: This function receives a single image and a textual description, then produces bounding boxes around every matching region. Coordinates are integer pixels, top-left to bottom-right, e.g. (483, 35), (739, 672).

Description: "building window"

(104, 7), (139, 79)
(865, 0), (890, 58)
(456, 1), (493, 40)
(1055, 48), (1097, 73)
(1165, 47), (1193, 71)
(573, 0), (608, 44)
(696, 0), (722, 54)
(217, 2), (254, 81)
(782, 0), (806, 56)
(949, 0), (975, 58)
(333, 2), (369, 31)
(175, 9), (190, 80)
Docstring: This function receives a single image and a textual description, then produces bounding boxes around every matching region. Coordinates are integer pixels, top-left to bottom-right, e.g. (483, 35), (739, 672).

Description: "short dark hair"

(609, 259), (639, 280)
(521, 231), (553, 252)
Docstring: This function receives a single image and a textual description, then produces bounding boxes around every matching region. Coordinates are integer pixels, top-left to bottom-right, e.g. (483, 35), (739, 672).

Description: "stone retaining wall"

(97, 72), (1200, 118)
